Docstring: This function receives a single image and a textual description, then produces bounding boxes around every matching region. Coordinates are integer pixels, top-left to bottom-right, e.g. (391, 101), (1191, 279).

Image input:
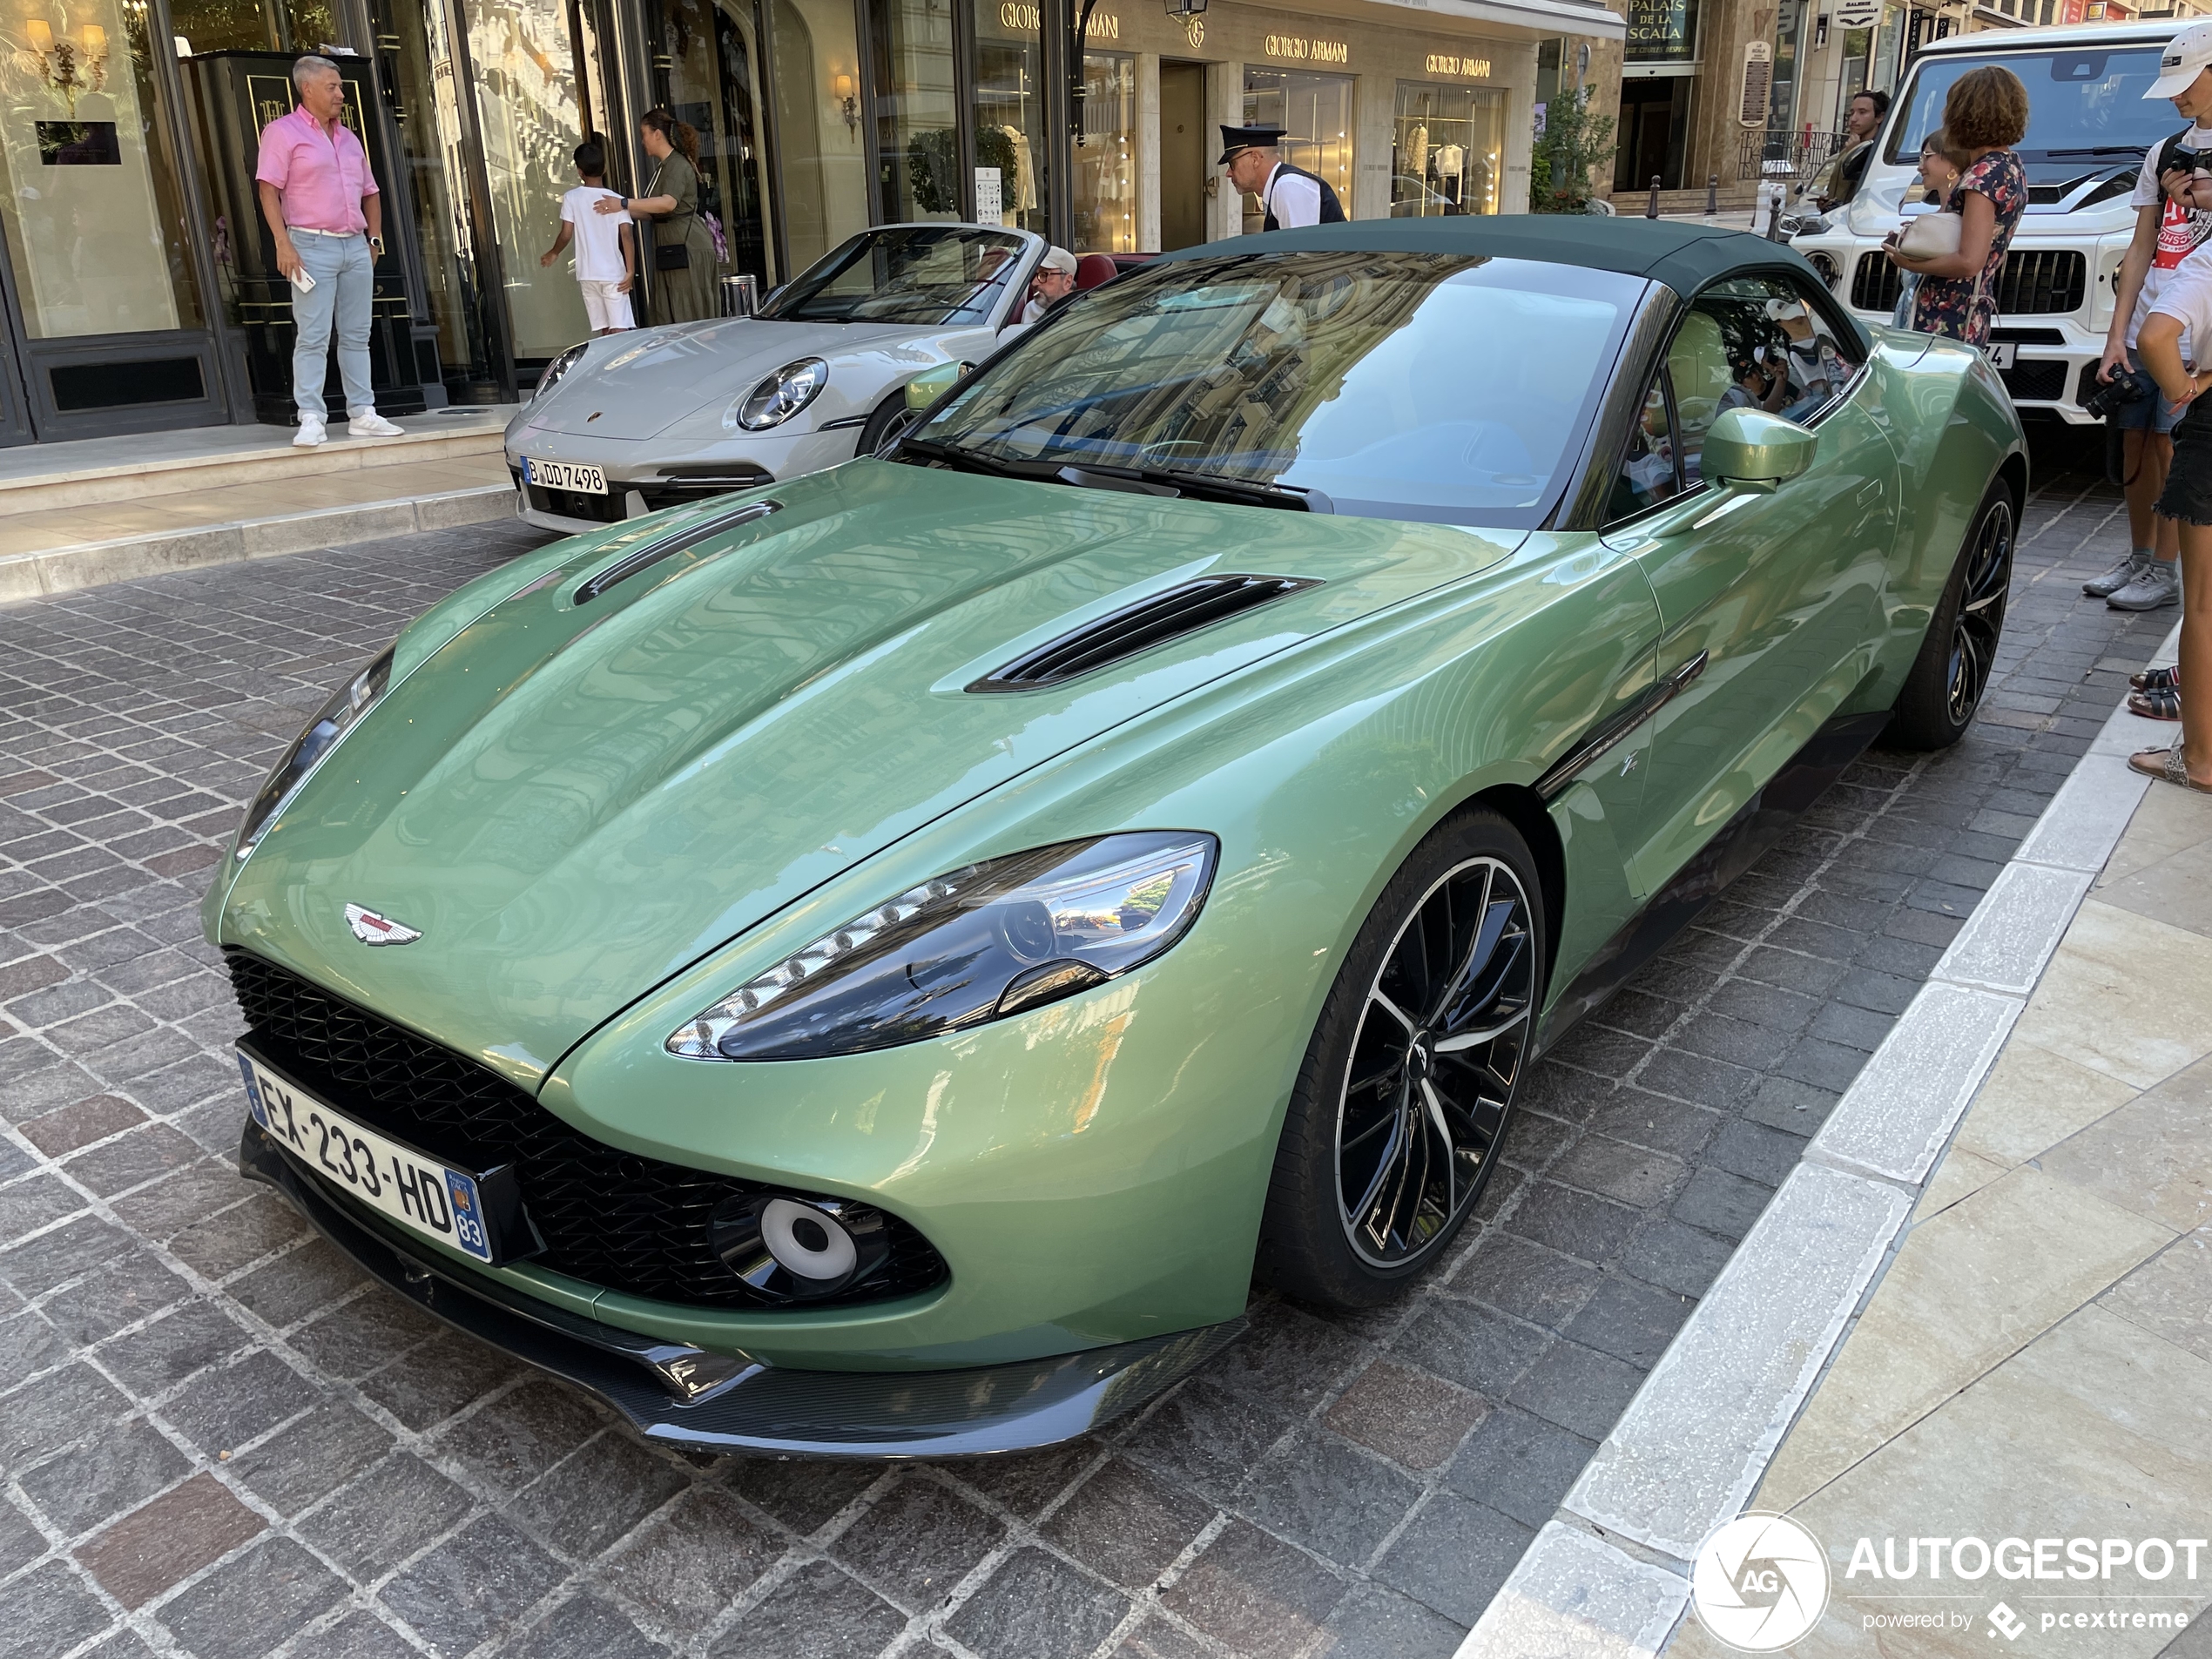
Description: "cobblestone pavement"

(0, 448), (2178, 1659)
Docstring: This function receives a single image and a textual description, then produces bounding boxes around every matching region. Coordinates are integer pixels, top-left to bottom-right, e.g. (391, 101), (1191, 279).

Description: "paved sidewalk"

(0, 440), (2189, 1659)
(1662, 687), (2212, 1658)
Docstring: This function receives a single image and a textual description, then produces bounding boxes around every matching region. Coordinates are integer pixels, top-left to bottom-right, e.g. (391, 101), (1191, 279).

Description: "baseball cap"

(2147, 20), (2212, 98)
(1038, 246), (1077, 275)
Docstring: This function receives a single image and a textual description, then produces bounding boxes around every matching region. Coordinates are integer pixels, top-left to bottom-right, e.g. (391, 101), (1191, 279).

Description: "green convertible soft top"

(1154, 214), (1833, 301)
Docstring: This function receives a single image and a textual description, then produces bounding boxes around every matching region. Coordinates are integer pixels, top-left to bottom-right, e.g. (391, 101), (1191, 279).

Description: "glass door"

(0, 0), (228, 436)
(768, 0), (869, 272)
(1073, 50), (1132, 251)
(651, 0), (770, 281)
(871, 0), (960, 221)
(971, 0), (1048, 235)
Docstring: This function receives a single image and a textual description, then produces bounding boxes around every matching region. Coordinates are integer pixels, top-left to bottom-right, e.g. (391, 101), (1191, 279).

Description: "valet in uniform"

(1219, 124), (1346, 230)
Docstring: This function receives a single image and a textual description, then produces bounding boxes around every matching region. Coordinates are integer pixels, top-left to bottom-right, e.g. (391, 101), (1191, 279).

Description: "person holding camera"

(1883, 66), (2029, 347)
(2127, 255), (2212, 791)
(2089, 20), (2212, 612)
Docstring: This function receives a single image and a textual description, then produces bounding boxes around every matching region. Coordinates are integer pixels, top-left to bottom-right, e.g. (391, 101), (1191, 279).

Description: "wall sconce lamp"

(833, 72), (856, 133)
(1163, 0), (1205, 17)
(24, 18), (109, 116)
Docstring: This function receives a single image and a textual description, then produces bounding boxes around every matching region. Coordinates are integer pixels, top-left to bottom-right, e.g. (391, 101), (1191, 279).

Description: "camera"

(2082, 363), (2158, 421)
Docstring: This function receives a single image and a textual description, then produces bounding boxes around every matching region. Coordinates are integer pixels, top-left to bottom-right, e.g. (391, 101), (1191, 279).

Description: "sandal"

(2132, 664), (2180, 691)
(2129, 746), (2212, 792)
(2131, 685), (2182, 721)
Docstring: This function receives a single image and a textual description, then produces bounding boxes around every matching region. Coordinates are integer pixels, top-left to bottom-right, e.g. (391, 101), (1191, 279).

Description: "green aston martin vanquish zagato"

(206, 219), (2024, 1457)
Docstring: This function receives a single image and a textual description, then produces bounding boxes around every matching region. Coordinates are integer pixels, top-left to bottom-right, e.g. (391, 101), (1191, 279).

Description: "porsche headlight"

(729, 358), (828, 431)
(535, 342), (588, 398)
(233, 646), (394, 860)
(668, 832), (1217, 1061)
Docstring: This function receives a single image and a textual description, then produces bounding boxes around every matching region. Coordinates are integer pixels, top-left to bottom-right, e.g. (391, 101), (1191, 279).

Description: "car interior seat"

(1075, 253), (1118, 292)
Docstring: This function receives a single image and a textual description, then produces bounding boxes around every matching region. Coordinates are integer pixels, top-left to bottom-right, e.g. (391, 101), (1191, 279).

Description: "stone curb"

(1453, 619), (2183, 1659)
(0, 484), (519, 605)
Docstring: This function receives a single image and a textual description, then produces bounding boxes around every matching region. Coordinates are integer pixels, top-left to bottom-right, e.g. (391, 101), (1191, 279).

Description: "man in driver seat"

(1221, 125), (1346, 231)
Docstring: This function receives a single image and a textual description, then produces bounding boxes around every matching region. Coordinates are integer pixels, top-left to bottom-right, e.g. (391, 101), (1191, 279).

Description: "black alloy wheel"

(1885, 480), (2014, 752)
(1336, 856), (1534, 1268)
(862, 394), (922, 457)
(1258, 808), (1545, 1310)
(1945, 495), (2013, 727)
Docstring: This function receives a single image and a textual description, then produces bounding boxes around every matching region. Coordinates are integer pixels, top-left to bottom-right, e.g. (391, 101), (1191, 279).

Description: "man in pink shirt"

(254, 56), (403, 447)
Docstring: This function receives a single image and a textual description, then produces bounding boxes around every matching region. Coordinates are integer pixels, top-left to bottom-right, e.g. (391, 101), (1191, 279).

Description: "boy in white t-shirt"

(540, 138), (636, 334)
(2091, 19), (2212, 610)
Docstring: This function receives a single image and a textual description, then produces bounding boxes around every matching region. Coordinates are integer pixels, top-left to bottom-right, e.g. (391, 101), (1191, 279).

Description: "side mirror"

(1699, 406), (1817, 489)
(905, 361), (971, 413)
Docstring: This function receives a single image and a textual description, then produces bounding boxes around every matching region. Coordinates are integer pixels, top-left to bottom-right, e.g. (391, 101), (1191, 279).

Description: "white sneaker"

(2108, 558), (2182, 611)
(293, 415), (327, 448)
(347, 409), (405, 438)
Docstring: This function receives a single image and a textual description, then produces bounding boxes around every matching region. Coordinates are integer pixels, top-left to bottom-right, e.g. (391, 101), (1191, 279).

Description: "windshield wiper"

(1052, 461), (1328, 513)
(894, 436), (1025, 478)
(2040, 145), (2146, 157)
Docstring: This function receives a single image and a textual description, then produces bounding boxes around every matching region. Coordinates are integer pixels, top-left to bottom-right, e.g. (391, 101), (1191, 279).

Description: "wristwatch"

(368, 234), (385, 255)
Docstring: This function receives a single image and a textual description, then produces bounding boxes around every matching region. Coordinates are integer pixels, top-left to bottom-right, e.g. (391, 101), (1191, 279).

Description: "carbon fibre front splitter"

(239, 1120), (1241, 1459)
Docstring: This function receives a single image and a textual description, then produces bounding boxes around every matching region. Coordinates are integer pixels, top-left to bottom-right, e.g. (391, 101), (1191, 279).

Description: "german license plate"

(524, 456), (607, 495)
(1986, 343), (2018, 370)
(238, 1050), (496, 1263)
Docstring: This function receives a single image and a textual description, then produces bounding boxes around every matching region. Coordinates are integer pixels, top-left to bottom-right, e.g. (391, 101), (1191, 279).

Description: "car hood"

(214, 462), (1521, 1088)
(521, 318), (938, 440)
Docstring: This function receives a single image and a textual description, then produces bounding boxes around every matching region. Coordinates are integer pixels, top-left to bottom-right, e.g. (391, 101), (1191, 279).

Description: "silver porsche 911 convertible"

(507, 223), (1046, 533)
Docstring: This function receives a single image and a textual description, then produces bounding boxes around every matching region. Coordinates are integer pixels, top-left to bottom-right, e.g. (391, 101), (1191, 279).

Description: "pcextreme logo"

(1691, 1513), (1831, 1651)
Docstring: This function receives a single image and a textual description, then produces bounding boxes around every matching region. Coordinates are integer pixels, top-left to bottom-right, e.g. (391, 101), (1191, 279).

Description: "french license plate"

(239, 1050), (496, 1263)
(1986, 343), (2018, 370)
(524, 456), (607, 495)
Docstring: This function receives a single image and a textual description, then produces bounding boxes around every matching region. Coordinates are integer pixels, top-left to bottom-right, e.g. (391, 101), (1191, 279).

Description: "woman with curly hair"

(1885, 65), (2029, 345)
(595, 109), (718, 325)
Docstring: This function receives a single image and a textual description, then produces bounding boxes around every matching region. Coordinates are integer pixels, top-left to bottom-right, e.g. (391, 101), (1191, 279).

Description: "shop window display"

(971, 0), (1047, 233)
(1074, 51), (1132, 253)
(1242, 68), (1352, 233)
(0, 0), (205, 339)
(872, 0), (959, 221)
(1393, 82), (1504, 217)
(770, 0), (868, 271)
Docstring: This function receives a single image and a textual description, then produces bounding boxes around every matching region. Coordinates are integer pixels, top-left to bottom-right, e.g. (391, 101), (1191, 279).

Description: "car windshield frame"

(1882, 44), (2175, 165)
(903, 249), (1648, 531)
(760, 226), (1033, 326)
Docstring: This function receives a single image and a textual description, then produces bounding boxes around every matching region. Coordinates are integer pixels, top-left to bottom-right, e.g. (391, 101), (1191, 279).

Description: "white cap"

(2148, 20), (2212, 98)
(1038, 246), (1077, 275)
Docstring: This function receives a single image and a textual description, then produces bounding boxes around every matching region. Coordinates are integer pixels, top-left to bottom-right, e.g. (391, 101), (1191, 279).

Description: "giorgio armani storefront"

(0, 0), (1613, 447)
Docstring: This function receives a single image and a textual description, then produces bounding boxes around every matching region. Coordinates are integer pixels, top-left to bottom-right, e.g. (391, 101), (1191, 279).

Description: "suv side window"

(1670, 275), (1860, 486)
(1608, 368), (1681, 523)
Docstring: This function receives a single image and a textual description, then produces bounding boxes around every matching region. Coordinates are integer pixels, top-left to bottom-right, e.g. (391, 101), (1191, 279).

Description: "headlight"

(233, 646), (394, 860)
(728, 358), (828, 431)
(668, 832), (1217, 1061)
(535, 342), (588, 398)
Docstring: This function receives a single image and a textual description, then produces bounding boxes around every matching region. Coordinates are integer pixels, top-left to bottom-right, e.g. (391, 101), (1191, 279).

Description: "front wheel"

(1885, 480), (2013, 752)
(1256, 809), (1544, 1311)
(860, 391), (921, 457)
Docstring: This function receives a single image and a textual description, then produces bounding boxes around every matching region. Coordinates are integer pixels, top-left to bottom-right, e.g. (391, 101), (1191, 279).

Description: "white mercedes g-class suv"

(1792, 19), (2183, 424)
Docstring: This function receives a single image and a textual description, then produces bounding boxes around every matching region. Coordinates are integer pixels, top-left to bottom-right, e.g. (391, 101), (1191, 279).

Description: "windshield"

(1884, 45), (2174, 164)
(908, 251), (1639, 529)
(762, 226), (1029, 325)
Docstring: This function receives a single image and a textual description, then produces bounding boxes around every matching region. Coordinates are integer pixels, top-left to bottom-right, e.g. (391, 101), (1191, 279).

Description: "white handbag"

(1898, 210), (1964, 260)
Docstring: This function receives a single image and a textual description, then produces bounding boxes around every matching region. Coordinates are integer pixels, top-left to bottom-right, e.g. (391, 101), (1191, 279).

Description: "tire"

(1256, 808), (1546, 1311)
(1885, 480), (2013, 752)
(859, 391), (921, 458)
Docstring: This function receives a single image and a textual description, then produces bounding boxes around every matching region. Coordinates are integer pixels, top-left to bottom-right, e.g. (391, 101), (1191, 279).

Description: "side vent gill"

(573, 499), (781, 604)
(967, 574), (1323, 692)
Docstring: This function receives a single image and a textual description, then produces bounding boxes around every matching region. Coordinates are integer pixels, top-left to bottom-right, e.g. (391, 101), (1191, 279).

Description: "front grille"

(2000, 360), (2068, 402)
(226, 951), (949, 1310)
(1994, 250), (2085, 315)
(1851, 250), (2087, 319)
(1851, 253), (1903, 314)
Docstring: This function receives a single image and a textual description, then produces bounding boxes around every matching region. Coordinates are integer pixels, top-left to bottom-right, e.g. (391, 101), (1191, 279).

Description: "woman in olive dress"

(595, 109), (717, 324)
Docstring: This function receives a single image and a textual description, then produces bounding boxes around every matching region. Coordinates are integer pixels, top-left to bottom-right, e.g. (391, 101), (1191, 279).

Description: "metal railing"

(1737, 129), (1846, 183)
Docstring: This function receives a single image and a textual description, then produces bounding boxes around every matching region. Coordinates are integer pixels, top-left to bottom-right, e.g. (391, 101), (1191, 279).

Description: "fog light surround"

(708, 1192), (891, 1302)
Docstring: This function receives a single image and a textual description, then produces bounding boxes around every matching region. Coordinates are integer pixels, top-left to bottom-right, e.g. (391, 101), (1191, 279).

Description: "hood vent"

(968, 574), (1322, 692)
(574, 499), (781, 604)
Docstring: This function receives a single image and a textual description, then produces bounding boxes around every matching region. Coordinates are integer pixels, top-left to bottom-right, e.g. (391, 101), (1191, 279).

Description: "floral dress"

(1910, 150), (2027, 347)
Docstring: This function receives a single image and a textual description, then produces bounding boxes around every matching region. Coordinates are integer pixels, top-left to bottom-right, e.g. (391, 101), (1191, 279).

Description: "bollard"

(1646, 175), (1662, 219)
(1768, 181), (1789, 241)
(1706, 173), (1719, 218)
